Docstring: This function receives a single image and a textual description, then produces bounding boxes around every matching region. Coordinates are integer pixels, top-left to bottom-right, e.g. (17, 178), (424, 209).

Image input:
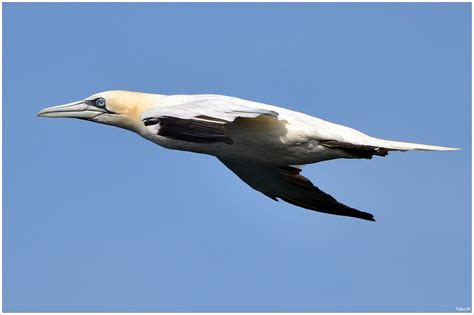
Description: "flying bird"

(38, 91), (457, 221)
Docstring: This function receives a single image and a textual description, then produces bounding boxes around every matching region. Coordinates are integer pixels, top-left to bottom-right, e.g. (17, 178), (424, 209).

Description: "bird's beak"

(37, 101), (107, 120)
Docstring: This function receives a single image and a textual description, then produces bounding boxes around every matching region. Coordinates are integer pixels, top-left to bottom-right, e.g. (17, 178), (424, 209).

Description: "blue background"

(3, 3), (471, 312)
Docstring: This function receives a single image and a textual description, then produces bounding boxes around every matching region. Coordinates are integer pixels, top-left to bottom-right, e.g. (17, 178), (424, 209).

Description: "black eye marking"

(95, 97), (106, 107)
(84, 98), (118, 115)
(85, 98), (104, 107)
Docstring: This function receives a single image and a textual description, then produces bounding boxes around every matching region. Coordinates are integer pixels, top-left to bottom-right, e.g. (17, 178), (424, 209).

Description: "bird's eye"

(95, 98), (106, 107)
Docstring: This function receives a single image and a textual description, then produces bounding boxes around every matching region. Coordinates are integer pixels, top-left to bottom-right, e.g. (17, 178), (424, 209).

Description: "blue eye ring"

(95, 97), (106, 107)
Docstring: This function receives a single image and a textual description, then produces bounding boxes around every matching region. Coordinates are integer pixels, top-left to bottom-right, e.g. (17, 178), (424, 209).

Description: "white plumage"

(38, 91), (458, 221)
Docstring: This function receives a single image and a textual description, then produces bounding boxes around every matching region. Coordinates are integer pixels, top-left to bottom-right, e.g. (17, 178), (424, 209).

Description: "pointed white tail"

(369, 137), (460, 151)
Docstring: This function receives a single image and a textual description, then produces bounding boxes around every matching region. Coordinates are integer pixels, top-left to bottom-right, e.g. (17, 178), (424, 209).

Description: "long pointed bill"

(37, 101), (107, 119)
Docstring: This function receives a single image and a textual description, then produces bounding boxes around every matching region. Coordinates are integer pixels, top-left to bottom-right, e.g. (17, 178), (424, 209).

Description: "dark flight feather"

(143, 116), (234, 144)
(221, 161), (375, 221)
(320, 140), (389, 159)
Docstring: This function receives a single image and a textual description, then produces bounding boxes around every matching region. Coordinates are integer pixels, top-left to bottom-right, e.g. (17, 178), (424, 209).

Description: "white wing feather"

(142, 96), (278, 124)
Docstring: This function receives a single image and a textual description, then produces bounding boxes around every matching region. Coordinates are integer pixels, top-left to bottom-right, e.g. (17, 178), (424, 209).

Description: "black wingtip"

(362, 214), (376, 222)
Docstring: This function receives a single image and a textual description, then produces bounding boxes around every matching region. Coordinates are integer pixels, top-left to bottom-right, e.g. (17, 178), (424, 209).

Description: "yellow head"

(37, 90), (164, 133)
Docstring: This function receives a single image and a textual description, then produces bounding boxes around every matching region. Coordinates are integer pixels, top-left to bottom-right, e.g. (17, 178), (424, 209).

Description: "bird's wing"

(141, 98), (279, 144)
(220, 159), (375, 221)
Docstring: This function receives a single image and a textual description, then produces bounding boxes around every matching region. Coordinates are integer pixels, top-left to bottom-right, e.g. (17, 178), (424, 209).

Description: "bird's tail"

(320, 137), (459, 160)
(368, 137), (460, 152)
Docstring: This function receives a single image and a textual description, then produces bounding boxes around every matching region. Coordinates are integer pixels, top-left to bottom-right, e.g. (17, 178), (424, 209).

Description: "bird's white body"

(138, 93), (455, 165)
(38, 91), (458, 221)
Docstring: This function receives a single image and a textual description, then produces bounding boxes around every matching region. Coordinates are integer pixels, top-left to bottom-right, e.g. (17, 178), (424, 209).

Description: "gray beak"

(37, 101), (107, 119)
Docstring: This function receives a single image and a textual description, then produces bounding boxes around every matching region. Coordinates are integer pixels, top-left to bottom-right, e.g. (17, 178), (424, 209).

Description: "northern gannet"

(38, 91), (458, 221)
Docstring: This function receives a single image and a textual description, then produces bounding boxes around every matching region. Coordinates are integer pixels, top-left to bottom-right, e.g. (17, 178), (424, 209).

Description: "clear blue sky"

(3, 3), (471, 312)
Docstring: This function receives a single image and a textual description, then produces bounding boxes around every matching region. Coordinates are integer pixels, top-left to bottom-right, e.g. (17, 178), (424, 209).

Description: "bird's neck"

(117, 93), (167, 135)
